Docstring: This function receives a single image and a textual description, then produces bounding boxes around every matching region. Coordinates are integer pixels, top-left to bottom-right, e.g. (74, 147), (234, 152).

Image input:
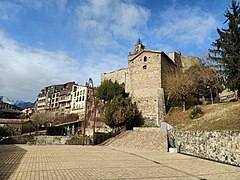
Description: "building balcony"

(64, 104), (71, 108)
(59, 98), (71, 103)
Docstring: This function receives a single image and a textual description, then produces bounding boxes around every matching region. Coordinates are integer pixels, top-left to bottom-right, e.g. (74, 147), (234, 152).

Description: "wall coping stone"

(133, 127), (160, 132)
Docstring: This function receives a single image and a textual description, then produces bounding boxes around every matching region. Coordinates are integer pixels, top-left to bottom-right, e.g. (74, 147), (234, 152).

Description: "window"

(79, 96), (82, 101)
(82, 96), (85, 101)
(144, 56), (147, 62)
(143, 65), (147, 69)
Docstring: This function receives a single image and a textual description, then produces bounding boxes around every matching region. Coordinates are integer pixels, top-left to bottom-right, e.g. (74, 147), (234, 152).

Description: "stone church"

(101, 39), (200, 125)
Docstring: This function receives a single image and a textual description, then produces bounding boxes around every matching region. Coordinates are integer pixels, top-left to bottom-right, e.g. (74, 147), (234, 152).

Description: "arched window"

(144, 56), (147, 62)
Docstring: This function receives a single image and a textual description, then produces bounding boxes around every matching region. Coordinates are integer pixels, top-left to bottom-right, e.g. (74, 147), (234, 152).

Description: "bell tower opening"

(134, 38), (145, 54)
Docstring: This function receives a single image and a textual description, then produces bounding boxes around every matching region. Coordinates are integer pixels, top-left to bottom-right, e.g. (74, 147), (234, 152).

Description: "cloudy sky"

(0, 0), (232, 102)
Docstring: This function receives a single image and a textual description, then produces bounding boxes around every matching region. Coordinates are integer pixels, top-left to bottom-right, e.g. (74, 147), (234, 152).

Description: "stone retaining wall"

(34, 136), (73, 145)
(169, 130), (240, 166)
(133, 127), (160, 131)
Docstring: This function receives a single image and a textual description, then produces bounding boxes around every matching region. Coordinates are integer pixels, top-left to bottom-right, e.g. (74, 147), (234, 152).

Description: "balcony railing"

(58, 97), (71, 102)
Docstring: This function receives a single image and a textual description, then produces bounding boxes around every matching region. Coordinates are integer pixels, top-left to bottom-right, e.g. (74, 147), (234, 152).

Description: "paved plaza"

(0, 145), (239, 180)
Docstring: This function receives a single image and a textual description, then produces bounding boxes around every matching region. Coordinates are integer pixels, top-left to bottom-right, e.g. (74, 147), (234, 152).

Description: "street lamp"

(207, 86), (213, 105)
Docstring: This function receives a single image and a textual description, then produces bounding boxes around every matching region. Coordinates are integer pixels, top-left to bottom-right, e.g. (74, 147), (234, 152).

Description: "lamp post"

(207, 86), (213, 105)
(92, 92), (97, 146)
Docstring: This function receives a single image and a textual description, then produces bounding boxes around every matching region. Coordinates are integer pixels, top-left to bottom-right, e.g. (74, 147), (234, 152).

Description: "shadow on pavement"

(0, 145), (27, 179)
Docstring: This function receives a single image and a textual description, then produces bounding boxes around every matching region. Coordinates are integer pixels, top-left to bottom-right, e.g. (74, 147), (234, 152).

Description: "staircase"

(103, 128), (167, 151)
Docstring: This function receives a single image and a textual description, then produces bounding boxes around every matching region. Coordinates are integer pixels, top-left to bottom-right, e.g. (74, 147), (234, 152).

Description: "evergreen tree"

(209, 0), (240, 90)
(96, 80), (143, 129)
(95, 80), (125, 102)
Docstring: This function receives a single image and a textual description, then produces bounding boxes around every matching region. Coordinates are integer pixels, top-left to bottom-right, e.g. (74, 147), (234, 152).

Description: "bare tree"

(187, 61), (223, 101)
(165, 70), (197, 111)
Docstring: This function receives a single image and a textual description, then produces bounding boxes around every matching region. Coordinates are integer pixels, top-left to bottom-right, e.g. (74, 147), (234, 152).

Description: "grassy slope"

(164, 102), (240, 131)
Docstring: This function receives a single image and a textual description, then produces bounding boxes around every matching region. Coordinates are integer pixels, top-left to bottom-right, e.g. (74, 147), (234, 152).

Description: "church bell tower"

(134, 38), (145, 54)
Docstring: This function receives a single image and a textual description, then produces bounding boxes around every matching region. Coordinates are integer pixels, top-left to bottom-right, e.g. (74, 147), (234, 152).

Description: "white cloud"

(0, 31), (124, 102)
(0, 0), (221, 102)
(153, 5), (218, 45)
(75, 0), (150, 46)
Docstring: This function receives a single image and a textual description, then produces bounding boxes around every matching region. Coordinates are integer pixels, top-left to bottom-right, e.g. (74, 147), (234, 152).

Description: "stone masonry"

(101, 39), (200, 125)
(169, 130), (240, 166)
(104, 128), (168, 151)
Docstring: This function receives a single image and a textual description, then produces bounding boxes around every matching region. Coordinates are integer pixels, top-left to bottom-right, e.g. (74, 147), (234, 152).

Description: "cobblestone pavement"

(0, 145), (239, 180)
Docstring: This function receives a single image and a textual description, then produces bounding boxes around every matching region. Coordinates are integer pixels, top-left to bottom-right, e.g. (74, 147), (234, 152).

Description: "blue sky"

(0, 0), (233, 101)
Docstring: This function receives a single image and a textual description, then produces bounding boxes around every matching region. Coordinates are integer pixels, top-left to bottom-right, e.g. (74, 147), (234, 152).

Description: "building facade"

(35, 82), (76, 114)
(101, 40), (200, 125)
(71, 85), (86, 114)
(35, 82), (95, 117)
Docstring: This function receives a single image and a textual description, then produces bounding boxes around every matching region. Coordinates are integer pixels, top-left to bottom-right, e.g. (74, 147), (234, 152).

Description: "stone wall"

(133, 127), (160, 131)
(33, 136), (87, 145)
(101, 68), (129, 92)
(161, 53), (176, 90)
(169, 130), (240, 166)
(128, 51), (164, 125)
(128, 51), (162, 95)
(180, 56), (201, 71)
(34, 136), (72, 145)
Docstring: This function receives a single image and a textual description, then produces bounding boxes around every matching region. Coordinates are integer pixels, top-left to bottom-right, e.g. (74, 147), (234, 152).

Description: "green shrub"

(189, 106), (203, 119)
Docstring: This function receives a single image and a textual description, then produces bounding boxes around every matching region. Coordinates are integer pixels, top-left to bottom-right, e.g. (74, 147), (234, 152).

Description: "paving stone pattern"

(0, 145), (240, 180)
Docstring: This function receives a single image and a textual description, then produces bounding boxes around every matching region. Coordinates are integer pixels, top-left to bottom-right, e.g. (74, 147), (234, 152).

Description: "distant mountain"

(0, 96), (34, 110)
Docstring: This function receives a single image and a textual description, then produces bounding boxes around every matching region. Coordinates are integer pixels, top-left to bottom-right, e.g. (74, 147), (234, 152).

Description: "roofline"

(54, 120), (83, 127)
(128, 50), (163, 61)
(128, 49), (176, 66)
(102, 67), (128, 75)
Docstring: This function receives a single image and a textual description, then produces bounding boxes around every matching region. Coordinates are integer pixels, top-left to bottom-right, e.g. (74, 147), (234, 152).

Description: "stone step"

(101, 131), (130, 146)
(105, 129), (167, 151)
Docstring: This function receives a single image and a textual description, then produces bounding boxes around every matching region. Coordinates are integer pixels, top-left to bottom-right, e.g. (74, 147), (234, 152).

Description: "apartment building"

(35, 82), (76, 114)
(35, 82), (94, 116)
